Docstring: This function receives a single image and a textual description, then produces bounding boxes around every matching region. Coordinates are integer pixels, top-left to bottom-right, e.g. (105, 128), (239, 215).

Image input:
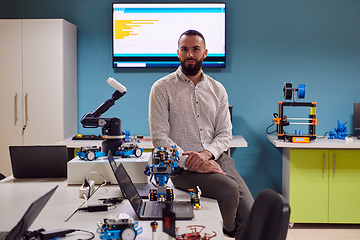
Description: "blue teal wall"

(1, 0), (360, 197)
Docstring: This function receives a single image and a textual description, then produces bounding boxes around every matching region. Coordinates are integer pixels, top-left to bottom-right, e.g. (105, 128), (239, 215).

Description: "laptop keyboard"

(150, 202), (173, 216)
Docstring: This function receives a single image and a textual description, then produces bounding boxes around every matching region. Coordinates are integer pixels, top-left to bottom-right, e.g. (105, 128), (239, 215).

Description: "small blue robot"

(116, 142), (143, 158)
(329, 120), (347, 140)
(144, 146), (179, 201)
(76, 145), (105, 161)
(97, 213), (142, 240)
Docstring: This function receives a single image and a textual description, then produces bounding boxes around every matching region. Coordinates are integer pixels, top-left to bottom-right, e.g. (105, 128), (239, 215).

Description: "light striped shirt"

(149, 67), (232, 168)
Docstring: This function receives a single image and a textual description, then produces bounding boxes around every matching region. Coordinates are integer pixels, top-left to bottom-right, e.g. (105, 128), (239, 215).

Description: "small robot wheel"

(134, 148), (143, 158)
(120, 227), (136, 240)
(166, 188), (174, 201)
(86, 151), (96, 161)
(149, 189), (157, 201)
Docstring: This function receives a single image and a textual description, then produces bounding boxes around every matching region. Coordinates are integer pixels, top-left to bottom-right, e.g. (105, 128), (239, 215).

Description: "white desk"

(267, 134), (360, 149)
(0, 177), (224, 239)
(57, 135), (247, 157)
(67, 152), (151, 185)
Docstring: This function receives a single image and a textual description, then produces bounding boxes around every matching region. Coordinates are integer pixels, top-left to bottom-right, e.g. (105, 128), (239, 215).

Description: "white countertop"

(0, 176), (224, 239)
(57, 135), (248, 149)
(267, 134), (360, 149)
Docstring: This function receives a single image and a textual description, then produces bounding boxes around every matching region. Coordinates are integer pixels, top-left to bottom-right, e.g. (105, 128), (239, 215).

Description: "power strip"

(79, 180), (95, 198)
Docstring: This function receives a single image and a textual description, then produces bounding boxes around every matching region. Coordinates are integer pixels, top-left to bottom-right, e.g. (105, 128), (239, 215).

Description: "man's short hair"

(178, 30), (206, 48)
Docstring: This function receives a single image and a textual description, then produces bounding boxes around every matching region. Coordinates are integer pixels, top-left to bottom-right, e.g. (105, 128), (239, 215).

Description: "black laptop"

(0, 185), (58, 240)
(9, 145), (68, 178)
(107, 151), (155, 199)
(109, 161), (194, 220)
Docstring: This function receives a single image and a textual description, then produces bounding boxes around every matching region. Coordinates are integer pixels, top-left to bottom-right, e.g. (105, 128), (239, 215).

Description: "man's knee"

(216, 179), (239, 205)
(198, 176), (239, 206)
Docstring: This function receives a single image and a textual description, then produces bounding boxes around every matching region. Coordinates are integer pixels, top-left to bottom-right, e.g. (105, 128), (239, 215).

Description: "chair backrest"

(240, 188), (290, 240)
(0, 173), (6, 180)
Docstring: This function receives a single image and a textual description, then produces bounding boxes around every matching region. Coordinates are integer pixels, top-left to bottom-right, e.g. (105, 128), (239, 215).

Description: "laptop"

(109, 161), (194, 220)
(9, 145), (68, 178)
(0, 185), (58, 240)
(107, 151), (155, 199)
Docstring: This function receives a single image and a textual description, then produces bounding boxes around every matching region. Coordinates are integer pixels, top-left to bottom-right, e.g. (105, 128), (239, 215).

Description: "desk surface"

(57, 135), (247, 149)
(267, 135), (360, 149)
(0, 177), (224, 240)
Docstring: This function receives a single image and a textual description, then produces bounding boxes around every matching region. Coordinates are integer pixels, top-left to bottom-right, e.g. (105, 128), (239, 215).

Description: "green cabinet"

(289, 149), (360, 223)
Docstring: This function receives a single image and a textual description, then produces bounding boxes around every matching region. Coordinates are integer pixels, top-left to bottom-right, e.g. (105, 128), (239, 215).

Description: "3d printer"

(273, 83), (317, 143)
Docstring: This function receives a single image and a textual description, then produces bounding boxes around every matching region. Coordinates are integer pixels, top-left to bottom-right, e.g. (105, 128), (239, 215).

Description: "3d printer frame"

(273, 101), (317, 142)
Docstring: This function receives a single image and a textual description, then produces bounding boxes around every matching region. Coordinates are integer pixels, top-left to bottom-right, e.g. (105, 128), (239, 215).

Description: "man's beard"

(180, 58), (203, 76)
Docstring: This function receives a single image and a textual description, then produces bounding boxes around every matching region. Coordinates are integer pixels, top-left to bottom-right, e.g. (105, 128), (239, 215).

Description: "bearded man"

(148, 30), (254, 239)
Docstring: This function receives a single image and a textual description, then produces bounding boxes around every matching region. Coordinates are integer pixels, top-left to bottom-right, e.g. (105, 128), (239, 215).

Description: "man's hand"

(183, 150), (225, 174)
(183, 150), (212, 171)
(196, 160), (225, 175)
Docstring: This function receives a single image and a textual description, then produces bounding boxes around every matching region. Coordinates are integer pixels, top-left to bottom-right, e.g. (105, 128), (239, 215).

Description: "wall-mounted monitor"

(112, 3), (226, 68)
(354, 103), (360, 131)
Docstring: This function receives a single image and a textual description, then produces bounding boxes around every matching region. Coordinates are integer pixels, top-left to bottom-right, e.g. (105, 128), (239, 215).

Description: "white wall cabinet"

(0, 19), (77, 176)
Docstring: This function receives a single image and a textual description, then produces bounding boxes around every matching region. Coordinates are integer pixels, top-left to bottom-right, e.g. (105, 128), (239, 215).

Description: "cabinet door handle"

(333, 153), (336, 174)
(23, 93), (29, 134)
(14, 93), (18, 125)
(323, 153), (325, 174)
(25, 93), (29, 125)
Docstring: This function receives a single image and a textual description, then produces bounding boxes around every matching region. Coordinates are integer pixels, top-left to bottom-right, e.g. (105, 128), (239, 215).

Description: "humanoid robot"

(144, 146), (179, 201)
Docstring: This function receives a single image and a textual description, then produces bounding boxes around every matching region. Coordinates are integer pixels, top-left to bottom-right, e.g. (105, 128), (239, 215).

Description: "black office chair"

(0, 173), (6, 180)
(240, 188), (291, 240)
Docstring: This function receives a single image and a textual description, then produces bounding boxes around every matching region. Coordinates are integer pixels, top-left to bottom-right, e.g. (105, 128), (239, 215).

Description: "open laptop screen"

(107, 151), (118, 172)
(9, 146), (68, 178)
(114, 163), (143, 216)
(5, 185), (58, 240)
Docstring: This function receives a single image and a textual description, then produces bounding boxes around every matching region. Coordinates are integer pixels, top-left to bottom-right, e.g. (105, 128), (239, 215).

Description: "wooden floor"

(224, 224), (360, 240)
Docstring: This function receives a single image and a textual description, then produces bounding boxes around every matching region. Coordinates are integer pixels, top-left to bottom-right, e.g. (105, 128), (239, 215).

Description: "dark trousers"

(171, 153), (254, 238)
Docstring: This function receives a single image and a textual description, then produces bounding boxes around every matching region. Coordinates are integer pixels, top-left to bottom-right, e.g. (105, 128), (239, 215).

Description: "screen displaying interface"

(354, 103), (360, 131)
(112, 3), (226, 68)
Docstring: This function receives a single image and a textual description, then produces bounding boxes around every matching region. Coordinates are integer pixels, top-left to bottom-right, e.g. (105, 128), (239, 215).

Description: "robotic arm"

(80, 78), (126, 136)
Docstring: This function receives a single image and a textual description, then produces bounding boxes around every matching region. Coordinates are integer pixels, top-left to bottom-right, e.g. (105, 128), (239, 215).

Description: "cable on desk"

(317, 131), (330, 139)
(86, 171), (107, 198)
(72, 229), (95, 240)
(86, 171), (107, 185)
(65, 197), (87, 222)
(25, 228), (95, 240)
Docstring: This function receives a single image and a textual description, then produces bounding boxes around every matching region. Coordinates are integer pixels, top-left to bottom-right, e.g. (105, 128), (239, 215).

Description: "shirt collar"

(176, 66), (205, 83)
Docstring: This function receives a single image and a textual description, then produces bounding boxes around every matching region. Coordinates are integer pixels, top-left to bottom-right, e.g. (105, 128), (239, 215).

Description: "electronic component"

(72, 134), (105, 140)
(78, 204), (109, 212)
(39, 229), (75, 240)
(79, 179), (95, 198)
(188, 186), (202, 210)
(99, 197), (124, 204)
